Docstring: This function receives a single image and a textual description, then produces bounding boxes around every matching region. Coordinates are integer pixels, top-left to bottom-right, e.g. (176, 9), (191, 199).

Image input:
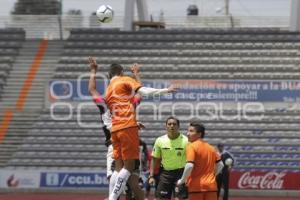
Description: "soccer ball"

(96, 5), (113, 23)
(225, 158), (233, 166)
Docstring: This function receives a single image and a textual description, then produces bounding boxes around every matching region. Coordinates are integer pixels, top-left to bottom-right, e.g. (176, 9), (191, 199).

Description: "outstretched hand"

(130, 63), (141, 75)
(167, 84), (180, 93)
(88, 57), (98, 72)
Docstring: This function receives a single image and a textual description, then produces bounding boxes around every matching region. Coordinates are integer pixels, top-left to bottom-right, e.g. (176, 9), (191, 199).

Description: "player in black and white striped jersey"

(216, 143), (236, 200)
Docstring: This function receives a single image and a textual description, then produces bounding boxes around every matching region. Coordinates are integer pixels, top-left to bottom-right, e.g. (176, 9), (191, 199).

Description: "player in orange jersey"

(176, 121), (224, 200)
(88, 57), (144, 200)
(88, 57), (177, 200)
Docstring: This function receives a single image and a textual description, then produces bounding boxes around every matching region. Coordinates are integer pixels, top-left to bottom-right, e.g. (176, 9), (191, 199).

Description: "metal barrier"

(0, 15), (290, 39)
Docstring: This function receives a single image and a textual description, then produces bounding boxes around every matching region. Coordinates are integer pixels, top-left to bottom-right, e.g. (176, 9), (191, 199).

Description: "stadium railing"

(0, 15), (290, 39)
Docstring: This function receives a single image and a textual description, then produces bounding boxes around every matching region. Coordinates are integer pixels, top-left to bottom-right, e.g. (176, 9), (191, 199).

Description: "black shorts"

(156, 168), (188, 199)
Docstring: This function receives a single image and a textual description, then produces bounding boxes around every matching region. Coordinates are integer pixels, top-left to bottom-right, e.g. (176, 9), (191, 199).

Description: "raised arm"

(130, 63), (142, 83)
(137, 84), (178, 96)
(129, 63), (178, 96)
(88, 57), (100, 99)
(88, 57), (111, 146)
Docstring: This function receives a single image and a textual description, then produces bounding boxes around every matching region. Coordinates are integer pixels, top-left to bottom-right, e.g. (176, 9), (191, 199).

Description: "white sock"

(109, 171), (119, 196)
(109, 168), (131, 200)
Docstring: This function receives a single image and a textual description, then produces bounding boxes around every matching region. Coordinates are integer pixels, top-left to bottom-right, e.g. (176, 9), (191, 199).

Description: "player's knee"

(124, 159), (140, 173)
(131, 159), (140, 173)
(134, 159), (140, 171)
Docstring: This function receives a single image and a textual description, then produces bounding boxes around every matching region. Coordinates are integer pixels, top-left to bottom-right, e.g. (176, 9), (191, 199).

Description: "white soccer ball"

(96, 5), (113, 23)
(225, 158), (233, 166)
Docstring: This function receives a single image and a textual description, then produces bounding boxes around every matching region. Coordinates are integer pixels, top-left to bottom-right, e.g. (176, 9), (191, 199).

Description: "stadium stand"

(4, 106), (300, 171)
(55, 28), (300, 80)
(0, 28), (25, 97)
(12, 0), (60, 15)
(0, 34), (64, 168)
(4, 107), (107, 169)
(1, 28), (300, 175)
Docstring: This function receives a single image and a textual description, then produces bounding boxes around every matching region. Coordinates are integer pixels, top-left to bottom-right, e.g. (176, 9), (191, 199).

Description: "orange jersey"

(186, 140), (221, 192)
(105, 76), (142, 132)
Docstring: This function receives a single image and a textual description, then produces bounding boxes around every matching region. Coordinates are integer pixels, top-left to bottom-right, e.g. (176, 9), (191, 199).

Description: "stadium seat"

(4, 28), (300, 171)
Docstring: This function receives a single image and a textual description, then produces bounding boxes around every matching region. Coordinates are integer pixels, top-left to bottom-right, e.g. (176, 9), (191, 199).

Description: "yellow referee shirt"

(152, 133), (188, 170)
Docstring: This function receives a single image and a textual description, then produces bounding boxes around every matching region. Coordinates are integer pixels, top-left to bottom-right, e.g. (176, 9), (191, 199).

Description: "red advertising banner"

(230, 171), (300, 190)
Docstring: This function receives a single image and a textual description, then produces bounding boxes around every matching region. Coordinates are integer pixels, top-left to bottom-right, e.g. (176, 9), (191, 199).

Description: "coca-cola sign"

(237, 172), (285, 189)
(230, 171), (300, 190)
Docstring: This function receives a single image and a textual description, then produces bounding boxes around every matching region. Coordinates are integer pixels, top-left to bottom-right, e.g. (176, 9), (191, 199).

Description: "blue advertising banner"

(40, 172), (108, 188)
(48, 79), (300, 102)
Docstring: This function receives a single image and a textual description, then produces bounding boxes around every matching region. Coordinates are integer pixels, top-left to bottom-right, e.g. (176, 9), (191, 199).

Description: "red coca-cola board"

(230, 171), (300, 190)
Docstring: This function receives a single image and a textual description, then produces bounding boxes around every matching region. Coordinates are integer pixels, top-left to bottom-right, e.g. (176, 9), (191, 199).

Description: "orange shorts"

(111, 126), (140, 160)
(189, 192), (217, 200)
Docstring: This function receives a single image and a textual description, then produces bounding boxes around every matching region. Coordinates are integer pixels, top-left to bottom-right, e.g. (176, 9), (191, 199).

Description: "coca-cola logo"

(238, 172), (286, 189)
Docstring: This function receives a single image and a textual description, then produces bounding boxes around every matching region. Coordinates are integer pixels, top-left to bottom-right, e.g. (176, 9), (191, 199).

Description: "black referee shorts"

(156, 168), (188, 200)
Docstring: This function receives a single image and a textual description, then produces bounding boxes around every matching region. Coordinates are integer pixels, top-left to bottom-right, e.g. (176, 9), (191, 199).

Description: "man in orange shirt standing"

(89, 58), (177, 200)
(176, 121), (224, 200)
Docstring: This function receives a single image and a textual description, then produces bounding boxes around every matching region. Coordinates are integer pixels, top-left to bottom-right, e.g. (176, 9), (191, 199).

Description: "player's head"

(108, 63), (124, 79)
(188, 121), (205, 142)
(217, 143), (224, 152)
(165, 116), (180, 134)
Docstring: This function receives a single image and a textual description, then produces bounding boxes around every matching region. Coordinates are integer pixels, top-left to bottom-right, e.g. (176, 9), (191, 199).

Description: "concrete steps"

(0, 111), (40, 161)
(0, 40), (63, 108)
(0, 39), (64, 167)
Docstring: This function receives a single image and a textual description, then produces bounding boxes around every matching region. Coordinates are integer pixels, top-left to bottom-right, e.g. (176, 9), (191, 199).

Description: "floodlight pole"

(58, 0), (63, 40)
(290, 0), (300, 31)
(225, 0), (230, 16)
(123, 0), (149, 31)
(223, 0), (233, 28)
(123, 0), (135, 31)
(136, 0), (150, 21)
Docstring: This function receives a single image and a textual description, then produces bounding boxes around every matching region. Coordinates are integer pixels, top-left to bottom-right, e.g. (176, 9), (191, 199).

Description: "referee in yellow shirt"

(149, 116), (188, 200)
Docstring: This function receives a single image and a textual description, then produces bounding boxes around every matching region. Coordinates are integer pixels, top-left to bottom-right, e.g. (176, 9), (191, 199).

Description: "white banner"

(0, 169), (40, 188)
